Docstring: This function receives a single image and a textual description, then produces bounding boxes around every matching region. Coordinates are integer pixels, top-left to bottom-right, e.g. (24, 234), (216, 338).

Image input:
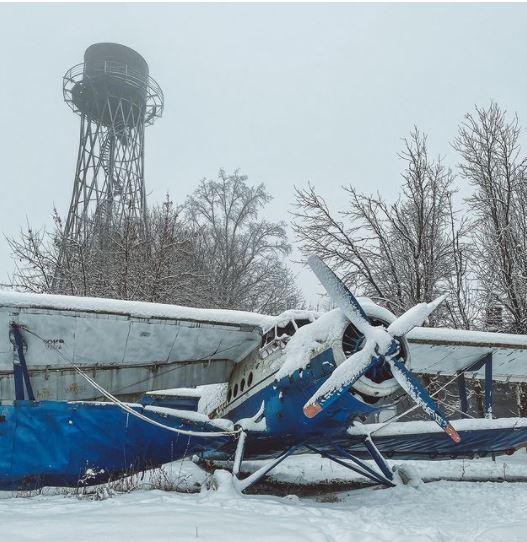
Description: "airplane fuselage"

(214, 337), (381, 440)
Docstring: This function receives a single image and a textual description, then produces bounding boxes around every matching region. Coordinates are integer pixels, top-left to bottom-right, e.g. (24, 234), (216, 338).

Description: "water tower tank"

(67, 43), (161, 128)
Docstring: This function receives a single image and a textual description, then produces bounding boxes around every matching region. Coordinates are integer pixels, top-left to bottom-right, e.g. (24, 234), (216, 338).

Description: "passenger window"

(248, 372), (253, 387)
(240, 378), (246, 392)
(227, 388), (232, 402)
(233, 383), (238, 398)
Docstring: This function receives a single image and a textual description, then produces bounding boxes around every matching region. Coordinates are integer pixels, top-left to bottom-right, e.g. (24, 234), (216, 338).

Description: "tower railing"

(63, 61), (164, 125)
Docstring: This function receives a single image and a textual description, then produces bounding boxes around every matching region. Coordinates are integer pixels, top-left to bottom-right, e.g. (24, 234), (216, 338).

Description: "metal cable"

(24, 328), (240, 439)
(369, 370), (473, 435)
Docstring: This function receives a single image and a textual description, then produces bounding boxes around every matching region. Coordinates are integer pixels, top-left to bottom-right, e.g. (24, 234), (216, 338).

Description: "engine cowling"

(328, 299), (410, 402)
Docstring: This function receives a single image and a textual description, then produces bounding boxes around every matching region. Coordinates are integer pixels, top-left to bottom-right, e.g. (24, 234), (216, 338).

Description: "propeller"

(303, 255), (460, 444)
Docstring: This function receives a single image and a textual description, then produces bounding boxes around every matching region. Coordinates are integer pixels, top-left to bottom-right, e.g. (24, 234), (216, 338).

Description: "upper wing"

(0, 291), (273, 400)
(406, 327), (527, 381)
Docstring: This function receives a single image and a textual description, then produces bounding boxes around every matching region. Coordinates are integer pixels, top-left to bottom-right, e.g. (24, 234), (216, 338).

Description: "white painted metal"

(0, 291), (269, 400)
(407, 327), (527, 382)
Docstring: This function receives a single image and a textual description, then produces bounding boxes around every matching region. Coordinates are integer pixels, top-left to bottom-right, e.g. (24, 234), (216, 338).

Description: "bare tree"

(144, 196), (211, 307)
(8, 209), (150, 300)
(293, 128), (474, 327)
(186, 170), (303, 313)
(454, 102), (527, 333)
(8, 212), (60, 294)
(8, 170), (302, 315)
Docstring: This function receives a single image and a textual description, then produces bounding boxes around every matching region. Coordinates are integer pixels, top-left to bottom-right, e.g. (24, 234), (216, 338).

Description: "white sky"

(1, 3), (527, 305)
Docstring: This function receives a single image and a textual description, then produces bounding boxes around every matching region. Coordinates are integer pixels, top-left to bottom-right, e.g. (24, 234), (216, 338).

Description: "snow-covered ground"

(3, 454), (527, 541)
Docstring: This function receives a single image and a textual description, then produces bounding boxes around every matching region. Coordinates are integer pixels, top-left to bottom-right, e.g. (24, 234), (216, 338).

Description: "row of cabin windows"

(227, 371), (254, 402)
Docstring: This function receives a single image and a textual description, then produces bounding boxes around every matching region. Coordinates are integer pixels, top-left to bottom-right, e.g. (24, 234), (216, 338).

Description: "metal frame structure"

(456, 353), (494, 418)
(9, 324), (34, 401)
(229, 431), (396, 493)
(56, 47), (164, 287)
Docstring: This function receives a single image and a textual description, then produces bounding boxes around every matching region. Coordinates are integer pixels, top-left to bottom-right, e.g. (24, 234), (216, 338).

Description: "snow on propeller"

(303, 255), (460, 444)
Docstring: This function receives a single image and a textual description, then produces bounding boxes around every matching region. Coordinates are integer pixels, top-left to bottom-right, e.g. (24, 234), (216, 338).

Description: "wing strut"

(456, 352), (493, 419)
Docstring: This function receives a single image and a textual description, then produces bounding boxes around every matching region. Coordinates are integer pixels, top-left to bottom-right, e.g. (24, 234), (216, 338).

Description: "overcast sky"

(1, 3), (527, 304)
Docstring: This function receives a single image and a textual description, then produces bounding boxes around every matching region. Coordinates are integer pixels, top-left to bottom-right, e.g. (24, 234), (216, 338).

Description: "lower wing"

(340, 417), (527, 460)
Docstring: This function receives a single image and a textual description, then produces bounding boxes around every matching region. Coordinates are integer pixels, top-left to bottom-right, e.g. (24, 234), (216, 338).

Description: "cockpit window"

(261, 328), (275, 347)
(276, 321), (296, 337)
(294, 319), (311, 329)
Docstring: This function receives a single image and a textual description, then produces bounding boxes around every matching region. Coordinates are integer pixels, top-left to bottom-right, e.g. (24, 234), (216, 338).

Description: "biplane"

(1, 256), (527, 491)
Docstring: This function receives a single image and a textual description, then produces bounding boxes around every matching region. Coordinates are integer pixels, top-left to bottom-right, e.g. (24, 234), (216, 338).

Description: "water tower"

(61, 43), (164, 243)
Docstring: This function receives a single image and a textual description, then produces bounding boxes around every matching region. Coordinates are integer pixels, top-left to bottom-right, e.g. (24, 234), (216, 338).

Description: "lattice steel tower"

(62, 43), (164, 242)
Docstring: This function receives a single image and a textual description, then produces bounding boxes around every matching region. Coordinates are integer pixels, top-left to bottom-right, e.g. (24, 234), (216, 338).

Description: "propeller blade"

(307, 255), (371, 334)
(387, 294), (448, 337)
(388, 358), (460, 443)
(306, 255), (458, 443)
(303, 340), (377, 418)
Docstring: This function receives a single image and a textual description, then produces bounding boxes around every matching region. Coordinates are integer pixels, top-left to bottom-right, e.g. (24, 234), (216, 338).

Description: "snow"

(197, 383), (229, 415)
(236, 402), (267, 432)
(307, 255), (370, 332)
(144, 405), (233, 431)
(0, 290), (276, 328)
(408, 325), (527, 348)
(304, 340), (376, 407)
(272, 309), (319, 328)
(240, 451), (527, 486)
(146, 388), (203, 397)
(4, 454), (527, 541)
(387, 295), (447, 337)
(348, 417), (527, 437)
(0, 291), (324, 334)
(275, 309), (348, 380)
(142, 382), (229, 418)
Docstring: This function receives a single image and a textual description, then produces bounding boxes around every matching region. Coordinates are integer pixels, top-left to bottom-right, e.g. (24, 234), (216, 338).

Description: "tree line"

(8, 170), (302, 315)
(294, 102), (527, 332)
(8, 102), (527, 331)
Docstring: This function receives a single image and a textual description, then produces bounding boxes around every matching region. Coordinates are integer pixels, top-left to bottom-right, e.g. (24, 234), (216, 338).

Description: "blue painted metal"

(9, 325), (35, 401)
(0, 401), (232, 490)
(306, 444), (394, 487)
(3, 397), (527, 490)
(363, 435), (394, 480)
(13, 364), (25, 401)
(463, 352), (492, 373)
(484, 353), (493, 418)
(312, 354), (385, 415)
(0, 326), (524, 491)
(227, 348), (381, 439)
(235, 443), (302, 493)
(335, 424), (527, 460)
(391, 358), (450, 431)
(331, 443), (389, 483)
(140, 393), (200, 412)
(456, 352), (494, 418)
(307, 255), (369, 320)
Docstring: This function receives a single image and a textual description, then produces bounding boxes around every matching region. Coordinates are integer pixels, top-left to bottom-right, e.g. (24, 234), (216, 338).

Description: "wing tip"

(303, 403), (323, 418)
(445, 424), (461, 443)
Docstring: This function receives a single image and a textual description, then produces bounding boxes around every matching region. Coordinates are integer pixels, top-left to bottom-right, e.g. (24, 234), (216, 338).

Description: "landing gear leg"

(307, 443), (396, 488)
(222, 431), (300, 493)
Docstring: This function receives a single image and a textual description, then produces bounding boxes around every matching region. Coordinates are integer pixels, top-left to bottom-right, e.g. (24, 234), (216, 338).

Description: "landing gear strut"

(224, 431), (398, 493)
(230, 431), (301, 493)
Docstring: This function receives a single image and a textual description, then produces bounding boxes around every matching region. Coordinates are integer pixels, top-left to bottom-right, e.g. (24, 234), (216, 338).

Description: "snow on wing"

(0, 291), (269, 401)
